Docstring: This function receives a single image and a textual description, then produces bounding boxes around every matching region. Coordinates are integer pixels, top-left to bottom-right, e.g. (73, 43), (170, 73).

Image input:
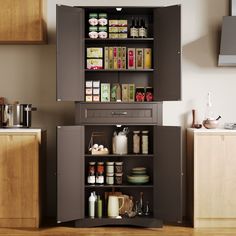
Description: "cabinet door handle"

(111, 111), (128, 116)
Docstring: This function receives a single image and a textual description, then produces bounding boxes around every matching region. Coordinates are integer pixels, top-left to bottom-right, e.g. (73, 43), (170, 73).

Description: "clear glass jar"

(115, 162), (123, 173)
(106, 173), (114, 185)
(133, 131), (140, 154)
(96, 162), (104, 184)
(106, 162), (114, 174)
(141, 131), (149, 154)
(115, 173), (123, 185)
(88, 162), (96, 184)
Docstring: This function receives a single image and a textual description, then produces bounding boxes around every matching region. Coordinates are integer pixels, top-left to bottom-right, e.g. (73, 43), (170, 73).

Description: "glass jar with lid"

(133, 131), (140, 154)
(96, 162), (104, 184)
(141, 131), (149, 154)
(88, 162), (96, 184)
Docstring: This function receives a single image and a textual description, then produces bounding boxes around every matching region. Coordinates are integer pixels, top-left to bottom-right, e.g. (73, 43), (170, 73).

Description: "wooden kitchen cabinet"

(187, 129), (236, 228)
(0, 129), (45, 228)
(0, 0), (46, 43)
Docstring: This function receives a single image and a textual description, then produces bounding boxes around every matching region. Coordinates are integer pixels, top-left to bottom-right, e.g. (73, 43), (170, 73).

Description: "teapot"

(203, 116), (221, 129)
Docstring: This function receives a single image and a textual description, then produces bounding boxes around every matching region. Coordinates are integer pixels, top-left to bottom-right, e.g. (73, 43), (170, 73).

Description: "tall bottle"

(130, 17), (138, 38)
(97, 195), (102, 218)
(139, 18), (147, 38)
(205, 92), (214, 120)
(88, 192), (95, 218)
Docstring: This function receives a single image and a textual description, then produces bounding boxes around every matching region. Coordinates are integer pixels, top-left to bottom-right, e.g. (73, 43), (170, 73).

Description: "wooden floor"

(0, 226), (236, 236)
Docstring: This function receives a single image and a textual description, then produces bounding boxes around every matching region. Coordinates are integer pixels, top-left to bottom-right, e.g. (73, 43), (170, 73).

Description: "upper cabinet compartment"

(56, 5), (181, 102)
(0, 0), (47, 44)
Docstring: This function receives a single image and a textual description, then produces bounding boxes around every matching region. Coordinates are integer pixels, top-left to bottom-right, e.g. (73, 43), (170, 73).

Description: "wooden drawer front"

(76, 103), (160, 124)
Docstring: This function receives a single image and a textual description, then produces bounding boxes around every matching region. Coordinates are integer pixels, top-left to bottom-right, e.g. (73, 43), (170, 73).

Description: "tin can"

(135, 87), (145, 102)
(145, 87), (153, 101)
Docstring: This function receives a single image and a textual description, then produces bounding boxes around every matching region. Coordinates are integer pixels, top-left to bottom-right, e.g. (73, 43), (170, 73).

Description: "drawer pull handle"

(111, 111), (128, 116)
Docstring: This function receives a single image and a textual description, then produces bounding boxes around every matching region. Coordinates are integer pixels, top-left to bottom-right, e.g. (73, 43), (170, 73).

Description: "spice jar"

(96, 162), (104, 184)
(133, 131), (140, 154)
(106, 173), (114, 185)
(141, 131), (149, 154)
(88, 162), (96, 184)
(106, 162), (114, 174)
(115, 173), (123, 185)
(115, 162), (123, 173)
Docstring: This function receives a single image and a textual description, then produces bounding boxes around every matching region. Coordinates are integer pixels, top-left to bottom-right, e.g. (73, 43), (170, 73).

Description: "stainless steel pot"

(0, 104), (37, 128)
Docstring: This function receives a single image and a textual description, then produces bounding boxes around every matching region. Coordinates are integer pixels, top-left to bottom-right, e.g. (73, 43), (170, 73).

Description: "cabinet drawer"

(76, 103), (162, 124)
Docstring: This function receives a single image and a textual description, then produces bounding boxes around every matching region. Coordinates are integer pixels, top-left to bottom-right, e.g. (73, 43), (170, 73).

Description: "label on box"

(144, 48), (152, 69)
(87, 48), (103, 58)
(86, 88), (92, 95)
(111, 83), (121, 101)
(108, 47), (114, 69)
(122, 84), (129, 102)
(136, 48), (144, 69)
(93, 80), (100, 88)
(118, 33), (128, 38)
(109, 33), (119, 39)
(101, 83), (110, 102)
(104, 47), (109, 69)
(109, 20), (119, 26)
(87, 59), (103, 69)
(118, 20), (128, 26)
(109, 27), (119, 33)
(93, 95), (100, 102)
(129, 84), (135, 102)
(128, 48), (135, 70)
(86, 81), (93, 88)
(86, 95), (93, 102)
(93, 88), (100, 95)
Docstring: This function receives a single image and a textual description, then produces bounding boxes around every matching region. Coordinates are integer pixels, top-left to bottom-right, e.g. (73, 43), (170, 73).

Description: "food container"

(106, 173), (114, 185)
(135, 87), (145, 102)
(98, 13), (108, 26)
(88, 13), (98, 26)
(145, 87), (153, 101)
(106, 162), (114, 174)
(87, 59), (103, 70)
(115, 162), (123, 173)
(115, 173), (123, 185)
(87, 48), (103, 58)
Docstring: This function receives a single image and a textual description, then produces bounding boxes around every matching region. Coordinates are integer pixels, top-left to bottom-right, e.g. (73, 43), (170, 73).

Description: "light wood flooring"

(0, 226), (236, 236)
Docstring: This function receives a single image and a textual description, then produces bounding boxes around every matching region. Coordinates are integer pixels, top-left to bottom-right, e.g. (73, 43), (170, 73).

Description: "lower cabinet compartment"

(57, 125), (182, 227)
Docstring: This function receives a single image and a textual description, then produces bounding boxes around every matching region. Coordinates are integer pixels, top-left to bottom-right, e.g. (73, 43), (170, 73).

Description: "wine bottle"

(130, 17), (138, 38)
(139, 18), (146, 38)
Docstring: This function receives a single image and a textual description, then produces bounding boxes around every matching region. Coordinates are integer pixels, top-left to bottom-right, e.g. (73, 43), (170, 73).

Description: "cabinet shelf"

(85, 184), (153, 188)
(85, 154), (154, 157)
(85, 38), (154, 42)
(85, 69), (154, 72)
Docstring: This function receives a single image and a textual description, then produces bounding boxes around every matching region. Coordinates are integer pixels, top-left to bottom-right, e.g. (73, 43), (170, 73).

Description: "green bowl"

(127, 175), (149, 184)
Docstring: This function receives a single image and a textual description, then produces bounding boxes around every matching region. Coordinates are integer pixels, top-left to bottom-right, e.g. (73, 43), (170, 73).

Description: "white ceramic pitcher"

(107, 196), (124, 218)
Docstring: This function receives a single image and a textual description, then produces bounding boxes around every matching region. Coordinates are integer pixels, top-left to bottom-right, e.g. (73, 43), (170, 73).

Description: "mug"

(107, 196), (124, 218)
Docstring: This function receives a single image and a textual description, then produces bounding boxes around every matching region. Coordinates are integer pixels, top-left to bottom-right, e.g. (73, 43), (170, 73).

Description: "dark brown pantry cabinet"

(56, 4), (182, 227)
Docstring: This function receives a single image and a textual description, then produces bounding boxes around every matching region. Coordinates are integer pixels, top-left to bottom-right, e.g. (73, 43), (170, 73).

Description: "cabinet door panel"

(154, 6), (181, 101)
(195, 134), (236, 219)
(154, 126), (182, 222)
(57, 126), (84, 222)
(56, 5), (84, 101)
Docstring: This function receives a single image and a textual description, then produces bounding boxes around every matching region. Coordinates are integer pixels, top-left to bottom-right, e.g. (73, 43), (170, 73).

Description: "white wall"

(0, 0), (234, 217)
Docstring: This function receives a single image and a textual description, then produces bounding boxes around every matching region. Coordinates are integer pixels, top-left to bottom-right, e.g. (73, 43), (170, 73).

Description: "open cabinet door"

(154, 126), (183, 223)
(56, 5), (84, 101)
(153, 5), (181, 101)
(57, 126), (85, 222)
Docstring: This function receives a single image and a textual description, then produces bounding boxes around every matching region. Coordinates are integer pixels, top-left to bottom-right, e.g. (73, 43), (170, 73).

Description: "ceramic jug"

(107, 196), (124, 218)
